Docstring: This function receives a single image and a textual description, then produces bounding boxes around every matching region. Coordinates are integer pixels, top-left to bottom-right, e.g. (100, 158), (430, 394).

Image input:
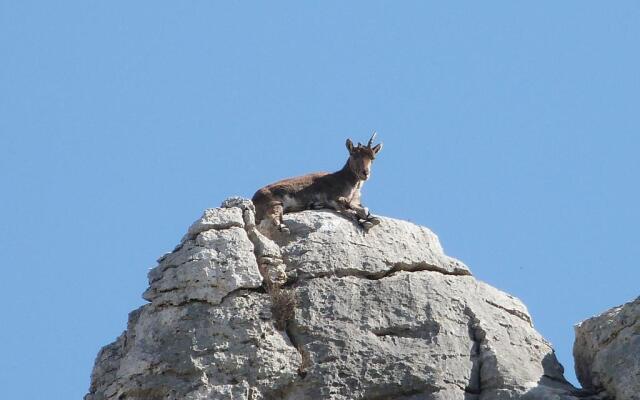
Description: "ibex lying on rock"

(252, 133), (383, 234)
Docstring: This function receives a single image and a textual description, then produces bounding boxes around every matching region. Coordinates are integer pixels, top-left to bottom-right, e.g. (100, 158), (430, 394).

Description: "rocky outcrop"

(87, 198), (596, 400)
(574, 297), (640, 400)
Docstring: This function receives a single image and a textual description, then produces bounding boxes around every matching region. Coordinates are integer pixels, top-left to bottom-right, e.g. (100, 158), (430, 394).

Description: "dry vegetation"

(259, 263), (297, 331)
(269, 284), (297, 331)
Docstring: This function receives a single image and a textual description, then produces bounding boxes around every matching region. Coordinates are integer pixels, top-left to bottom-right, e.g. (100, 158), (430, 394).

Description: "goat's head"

(345, 132), (383, 181)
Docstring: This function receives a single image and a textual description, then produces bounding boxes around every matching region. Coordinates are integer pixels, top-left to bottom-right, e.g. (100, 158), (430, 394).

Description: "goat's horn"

(367, 132), (377, 148)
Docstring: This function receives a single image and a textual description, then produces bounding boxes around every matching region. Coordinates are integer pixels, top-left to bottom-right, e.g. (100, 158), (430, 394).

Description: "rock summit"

(86, 198), (632, 400)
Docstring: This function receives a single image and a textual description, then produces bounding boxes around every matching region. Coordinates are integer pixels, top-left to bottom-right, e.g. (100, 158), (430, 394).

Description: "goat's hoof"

(367, 216), (381, 226)
(361, 221), (375, 231)
(278, 225), (291, 235)
(360, 216), (381, 232)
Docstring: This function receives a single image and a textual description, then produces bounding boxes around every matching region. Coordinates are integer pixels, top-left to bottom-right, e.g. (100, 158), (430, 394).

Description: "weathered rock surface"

(87, 198), (597, 400)
(574, 297), (640, 400)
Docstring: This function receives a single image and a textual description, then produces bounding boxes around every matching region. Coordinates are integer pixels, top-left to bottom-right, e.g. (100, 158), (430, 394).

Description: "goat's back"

(252, 172), (330, 222)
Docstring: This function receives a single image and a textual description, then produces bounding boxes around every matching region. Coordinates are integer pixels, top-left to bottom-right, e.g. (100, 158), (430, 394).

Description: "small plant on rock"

(270, 284), (297, 331)
(259, 262), (297, 330)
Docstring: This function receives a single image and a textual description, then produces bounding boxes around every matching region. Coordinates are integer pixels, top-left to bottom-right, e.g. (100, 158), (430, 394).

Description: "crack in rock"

(377, 260), (471, 278)
(464, 306), (484, 396)
(485, 299), (533, 327)
(281, 261), (473, 287)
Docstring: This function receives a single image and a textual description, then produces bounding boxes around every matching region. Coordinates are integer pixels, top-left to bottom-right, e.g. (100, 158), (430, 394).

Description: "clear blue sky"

(1, 2), (638, 398)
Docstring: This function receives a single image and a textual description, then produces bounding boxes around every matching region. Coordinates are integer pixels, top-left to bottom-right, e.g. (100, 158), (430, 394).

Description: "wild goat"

(252, 133), (383, 234)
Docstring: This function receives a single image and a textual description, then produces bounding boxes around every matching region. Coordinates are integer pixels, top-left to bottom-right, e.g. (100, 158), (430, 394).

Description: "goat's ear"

(372, 142), (383, 155)
(346, 139), (354, 153)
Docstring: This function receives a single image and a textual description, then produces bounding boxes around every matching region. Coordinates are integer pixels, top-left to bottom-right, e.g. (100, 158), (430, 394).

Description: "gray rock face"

(574, 297), (640, 400)
(273, 210), (470, 280)
(87, 199), (592, 400)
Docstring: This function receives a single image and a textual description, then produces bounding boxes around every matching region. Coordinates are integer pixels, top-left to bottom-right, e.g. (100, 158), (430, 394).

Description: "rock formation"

(87, 198), (605, 400)
(574, 297), (640, 400)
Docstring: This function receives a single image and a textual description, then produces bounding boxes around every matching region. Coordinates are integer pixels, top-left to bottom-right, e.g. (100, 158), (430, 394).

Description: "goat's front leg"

(335, 197), (381, 232)
(329, 197), (359, 221)
(353, 203), (381, 232)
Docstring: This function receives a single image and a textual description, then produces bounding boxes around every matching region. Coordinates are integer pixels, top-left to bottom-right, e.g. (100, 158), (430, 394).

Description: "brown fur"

(252, 134), (383, 234)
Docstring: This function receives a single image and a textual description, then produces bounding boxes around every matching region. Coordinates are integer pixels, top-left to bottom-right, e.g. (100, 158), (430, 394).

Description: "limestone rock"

(87, 293), (300, 400)
(574, 297), (640, 400)
(273, 210), (470, 280)
(144, 225), (263, 307)
(87, 198), (596, 400)
(181, 207), (245, 242)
